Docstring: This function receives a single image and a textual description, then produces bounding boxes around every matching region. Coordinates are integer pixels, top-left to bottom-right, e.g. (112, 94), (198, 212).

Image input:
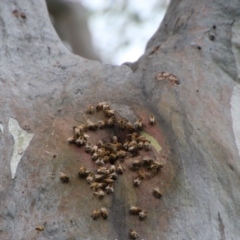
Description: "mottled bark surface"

(1, 0), (240, 239)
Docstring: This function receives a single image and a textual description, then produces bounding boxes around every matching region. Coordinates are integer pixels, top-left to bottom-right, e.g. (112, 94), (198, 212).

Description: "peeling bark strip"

(8, 118), (34, 179)
(155, 72), (180, 85)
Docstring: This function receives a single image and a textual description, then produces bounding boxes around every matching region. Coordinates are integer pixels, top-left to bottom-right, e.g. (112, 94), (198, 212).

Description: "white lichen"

(8, 117), (34, 179)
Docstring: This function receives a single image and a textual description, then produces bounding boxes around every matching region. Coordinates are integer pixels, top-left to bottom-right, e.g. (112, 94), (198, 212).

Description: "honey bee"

(104, 109), (115, 117)
(133, 177), (142, 187)
(138, 210), (148, 220)
(109, 172), (117, 180)
(96, 102), (107, 111)
(106, 116), (115, 126)
(132, 159), (143, 168)
(134, 118), (143, 129)
(95, 158), (105, 166)
(79, 166), (90, 178)
(112, 135), (118, 144)
(105, 184), (114, 194)
(103, 155), (109, 163)
(137, 169), (146, 180)
(116, 164), (124, 174)
(118, 119), (125, 130)
(73, 126), (82, 136)
(144, 141), (151, 151)
(60, 172), (69, 183)
(142, 156), (154, 165)
(36, 226), (44, 231)
(100, 207), (108, 219)
(117, 150), (126, 159)
(98, 120), (105, 129)
(149, 115), (155, 125)
(137, 141), (143, 149)
(102, 103), (110, 111)
(90, 182), (104, 190)
(92, 152), (99, 161)
(152, 187), (162, 199)
(136, 136), (147, 142)
(109, 153), (117, 163)
(85, 142), (92, 153)
(129, 229), (139, 239)
(110, 165), (116, 173)
(129, 206), (141, 214)
(87, 120), (98, 130)
(126, 121), (135, 132)
(97, 167), (109, 175)
(97, 140), (104, 148)
(93, 189), (105, 199)
(150, 162), (163, 172)
(104, 178), (115, 183)
(91, 145), (98, 153)
(75, 137), (86, 146)
(91, 209), (100, 220)
(67, 136), (76, 144)
(86, 173), (94, 184)
(94, 174), (105, 182)
(87, 105), (94, 114)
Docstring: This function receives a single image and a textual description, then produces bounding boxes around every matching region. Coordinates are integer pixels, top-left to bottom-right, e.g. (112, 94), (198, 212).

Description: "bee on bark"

(85, 142), (92, 153)
(134, 118), (143, 129)
(117, 150), (127, 159)
(103, 178), (115, 184)
(132, 159), (143, 169)
(149, 162), (163, 172)
(109, 153), (117, 164)
(93, 189), (105, 199)
(118, 119), (125, 130)
(103, 155), (110, 163)
(129, 206), (141, 215)
(152, 187), (162, 199)
(100, 207), (108, 219)
(91, 145), (98, 153)
(126, 121), (135, 132)
(104, 109), (115, 117)
(109, 172), (118, 180)
(105, 184), (114, 194)
(116, 164), (124, 174)
(92, 152), (99, 161)
(137, 141), (143, 149)
(106, 116), (115, 127)
(142, 156), (154, 165)
(94, 174), (105, 182)
(149, 115), (155, 125)
(86, 173), (94, 184)
(87, 120), (98, 130)
(91, 209), (100, 220)
(60, 172), (69, 183)
(36, 226), (44, 232)
(73, 126), (82, 137)
(133, 177), (142, 187)
(137, 169), (146, 180)
(98, 120), (105, 129)
(109, 165), (116, 173)
(96, 102), (107, 111)
(86, 105), (94, 114)
(102, 103), (111, 111)
(75, 137), (86, 146)
(90, 182), (105, 190)
(112, 135), (118, 144)
(67, 135), (77, 144)
(129, 229), (139, 239)
(97, 167), (109, 175)
(144, 141), (151, 151)
(95, 158), (105, 166)
(138, 210), (148, 220)
(79, 166), (90, 178)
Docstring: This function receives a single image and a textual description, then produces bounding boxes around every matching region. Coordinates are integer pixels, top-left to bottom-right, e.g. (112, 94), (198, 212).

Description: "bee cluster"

(62, 102), (163, 239)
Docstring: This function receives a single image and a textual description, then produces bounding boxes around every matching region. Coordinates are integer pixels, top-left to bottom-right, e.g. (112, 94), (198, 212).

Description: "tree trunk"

(1, 0), (240, 239)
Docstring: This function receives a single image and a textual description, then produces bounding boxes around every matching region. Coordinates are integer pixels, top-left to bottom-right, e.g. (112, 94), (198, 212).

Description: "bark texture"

(1, 0), (240, 239)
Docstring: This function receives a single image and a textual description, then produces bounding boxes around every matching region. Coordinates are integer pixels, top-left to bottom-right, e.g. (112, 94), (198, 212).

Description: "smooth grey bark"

(1, 0), (240, 240)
